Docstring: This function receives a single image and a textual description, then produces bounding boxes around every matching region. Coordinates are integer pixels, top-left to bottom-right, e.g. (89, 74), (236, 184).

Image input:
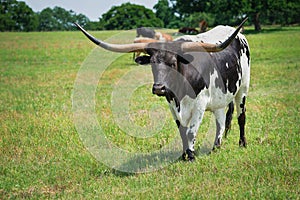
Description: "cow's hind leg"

(235, 94), (247, 147)
(225, 101), (234, 138)
(213, 109), (226, 149)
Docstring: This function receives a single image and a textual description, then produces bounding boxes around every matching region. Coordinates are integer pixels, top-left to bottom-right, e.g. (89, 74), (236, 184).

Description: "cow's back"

(176, 25), (250, 110)
(176, 25), (239, 43)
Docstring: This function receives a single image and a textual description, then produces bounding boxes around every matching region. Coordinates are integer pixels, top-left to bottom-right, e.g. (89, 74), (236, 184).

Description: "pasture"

(0, 26), (299, 199)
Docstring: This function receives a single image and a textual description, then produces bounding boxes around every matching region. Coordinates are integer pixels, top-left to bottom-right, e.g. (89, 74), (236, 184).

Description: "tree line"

(1, 0), (299, 32)
(170, 0), (300, 31)
(0, 0), (89, 31)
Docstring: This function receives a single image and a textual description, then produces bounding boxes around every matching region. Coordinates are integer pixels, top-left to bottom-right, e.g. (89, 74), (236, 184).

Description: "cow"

(199, 20), (208, 33)
(178, 27), (199, 35)
(74, 18), (250, 162)
(154, 32), (173, 42)
(133, 37), (160, 60)
(136, 27), (156, 39)
(133, 32), (173, 60)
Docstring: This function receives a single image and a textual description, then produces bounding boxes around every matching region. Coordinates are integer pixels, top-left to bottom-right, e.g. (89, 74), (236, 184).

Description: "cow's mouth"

(153, 84), (180, 109)
(152, 83), (166, 96)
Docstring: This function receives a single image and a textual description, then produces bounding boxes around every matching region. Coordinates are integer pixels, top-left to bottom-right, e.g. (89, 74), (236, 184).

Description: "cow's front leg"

(176, 120), (196, 162)
(213, 108), (226, 149)
(176, 120), (188, 160)
(183, 111), (205, 161)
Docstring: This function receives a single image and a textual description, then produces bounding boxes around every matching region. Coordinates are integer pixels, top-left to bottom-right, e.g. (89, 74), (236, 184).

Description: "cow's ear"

(135, 56), (151, 65)
(178, 54), (194, 64)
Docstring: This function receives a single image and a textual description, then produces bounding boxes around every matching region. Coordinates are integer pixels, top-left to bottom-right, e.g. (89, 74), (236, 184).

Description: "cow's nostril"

(152, 84), (166, 96)
(153, 83), (165, 90)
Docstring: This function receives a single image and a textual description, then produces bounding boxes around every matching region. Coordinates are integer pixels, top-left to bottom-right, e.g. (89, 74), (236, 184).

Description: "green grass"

(0, 27), (299, 199)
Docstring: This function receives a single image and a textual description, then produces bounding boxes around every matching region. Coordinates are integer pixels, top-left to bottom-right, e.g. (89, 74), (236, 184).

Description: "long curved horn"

(74, 23), (147, 53)
(134, 37), (158, 44)
(181, 17), (248, 52)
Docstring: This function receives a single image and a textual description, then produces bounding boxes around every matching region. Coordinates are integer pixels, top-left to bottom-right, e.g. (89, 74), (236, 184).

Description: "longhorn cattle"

(136, 27), (156, 39)
(74, 18), (250, 162)
(133, 33), (173, 60)
(154, 32), (173, 42)
(179, 27), (199, 35)
(199, 20), (208, 33)
(133, 37), (160, 60)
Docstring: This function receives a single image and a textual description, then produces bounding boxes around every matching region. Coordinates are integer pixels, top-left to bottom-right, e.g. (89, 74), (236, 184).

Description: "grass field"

(0, 26), (299, 199)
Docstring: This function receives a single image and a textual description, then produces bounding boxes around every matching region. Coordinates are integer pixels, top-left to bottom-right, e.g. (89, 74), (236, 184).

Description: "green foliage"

(74, 13), (90, 28)
(100, 3), (163, 30)
(0, 1), (90, 31)
(257, 0), (300, 25)
(171, 0), (300, 30)
(183, 12), (215, 28)
(209, 0), (247, 25)
(84, 21), (104, 31)
(153, 0), (176, 28)
(170, 0), (208, 15)
(38, 6), (90, 31)
(1, 0), (299, 32)
(0, 0), (38, 31)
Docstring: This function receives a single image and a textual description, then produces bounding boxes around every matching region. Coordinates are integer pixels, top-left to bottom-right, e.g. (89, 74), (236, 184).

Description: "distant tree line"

(0, 0), (90, 31)
(169, 0), (300, 31)
(1, 0), (299, 32)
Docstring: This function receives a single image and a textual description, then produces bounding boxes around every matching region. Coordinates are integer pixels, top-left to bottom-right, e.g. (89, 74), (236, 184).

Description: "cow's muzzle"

(152, 83), (166, 96)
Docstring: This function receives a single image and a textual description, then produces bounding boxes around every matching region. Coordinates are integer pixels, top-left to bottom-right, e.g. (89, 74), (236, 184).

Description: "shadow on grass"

(109, 146), (213, 177)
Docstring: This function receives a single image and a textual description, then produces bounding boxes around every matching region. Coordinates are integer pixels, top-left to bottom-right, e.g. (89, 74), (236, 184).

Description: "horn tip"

(73, 22), (80, 29)
(74, 22), (101, 45)
(239, 17), (248, 28)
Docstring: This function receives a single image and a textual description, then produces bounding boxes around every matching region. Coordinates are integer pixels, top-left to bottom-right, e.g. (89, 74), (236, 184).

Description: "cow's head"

(74, 18), (247, 99)
(134, 42), (193, 98)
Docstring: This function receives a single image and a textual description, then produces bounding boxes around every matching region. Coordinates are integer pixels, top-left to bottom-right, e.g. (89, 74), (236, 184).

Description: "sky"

(21, 0), (158, 21)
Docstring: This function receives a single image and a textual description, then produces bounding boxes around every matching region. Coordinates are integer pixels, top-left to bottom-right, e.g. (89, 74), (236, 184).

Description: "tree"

(38, 8), (58, 31)
(153, 0), (175, 28)
(244, 0), (267, 31)
(209, 0), (247, 25)
(74, 13), (90, 28)
(285, 0), (300, 24)
(170, 0), (300, 31)
(171, 0), (246, 26)
(170, 0), (210, 17)
(260, 0), (300, 25)
(0, 0), (38, 31)
(100, 3), (163, 30)
(183, 12), (215, 28)
(243, 0), (300, 30)
(84, 21), (103, 30)
(38, 6), (90, 31)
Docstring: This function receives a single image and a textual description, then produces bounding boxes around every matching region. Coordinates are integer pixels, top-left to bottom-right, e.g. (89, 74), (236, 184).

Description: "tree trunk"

(253, 12), (261, 31)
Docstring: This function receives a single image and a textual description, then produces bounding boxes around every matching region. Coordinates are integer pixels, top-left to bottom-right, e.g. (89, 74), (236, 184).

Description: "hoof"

(213, 138), (221, 150)
(212, 144), (221, 151)
(182, 152), (187, 161)
(224, 125), (231, 138)
(182, 149), (195, 162)
(239, 138), (247, 147)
